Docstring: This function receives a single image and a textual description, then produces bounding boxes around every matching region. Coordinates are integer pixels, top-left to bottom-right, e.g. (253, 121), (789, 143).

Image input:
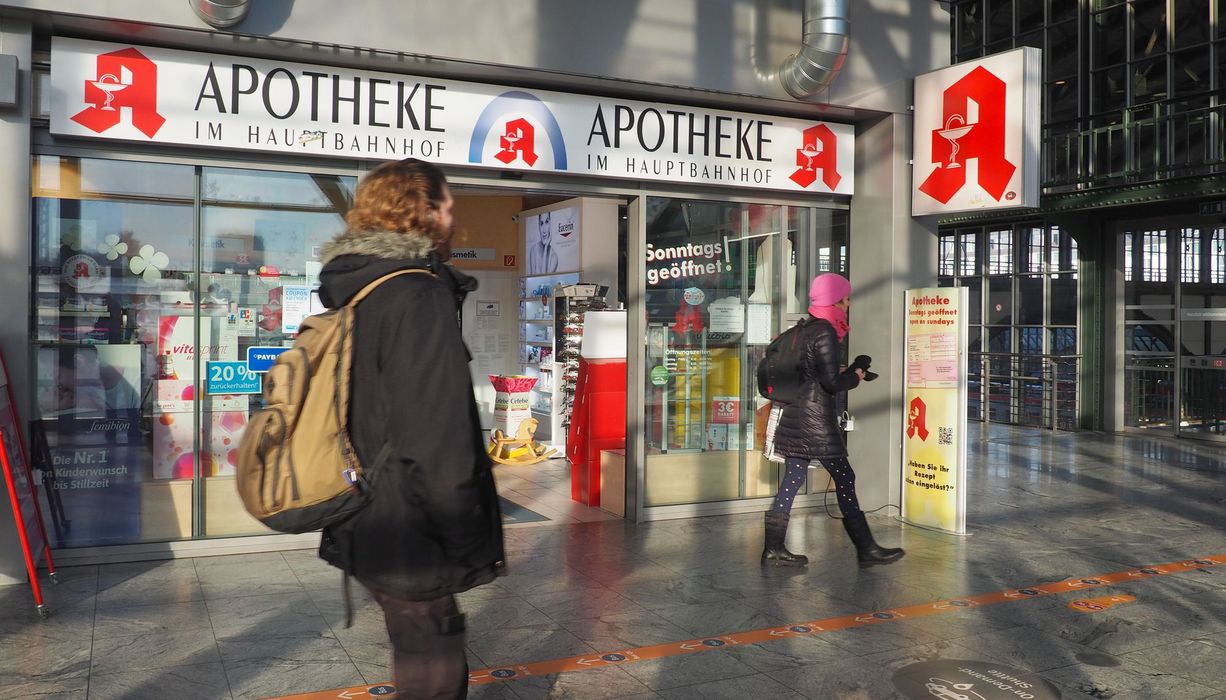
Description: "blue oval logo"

(368, 686), (396, 696)
(602, 653), (626, 662)
(491, 669), (517, 679)
(701, 639), (726, 647)
(790, 626), (812, 633)
(873, 612), (894, 619)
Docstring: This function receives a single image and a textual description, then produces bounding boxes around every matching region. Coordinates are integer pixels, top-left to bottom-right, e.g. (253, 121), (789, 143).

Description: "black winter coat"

(772, 317), (860, 460)
(315, 228), (505, 601)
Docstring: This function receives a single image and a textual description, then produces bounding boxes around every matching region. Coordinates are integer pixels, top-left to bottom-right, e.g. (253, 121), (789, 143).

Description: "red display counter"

(565, 357), (626, 507)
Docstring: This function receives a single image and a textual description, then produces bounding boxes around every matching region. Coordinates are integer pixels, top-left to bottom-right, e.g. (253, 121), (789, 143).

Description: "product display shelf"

(554, 289), (609, 440)
(647, 323), (710, 453)
(519, 272), (579, 445)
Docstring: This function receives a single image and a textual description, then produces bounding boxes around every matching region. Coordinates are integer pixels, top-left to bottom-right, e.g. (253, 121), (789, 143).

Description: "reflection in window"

(1172, 0), (1211, 49)
(1019, 326), (1044, 358)
(643, 197), (848, 507)
(29, 156), (363, 547)
(1050, 327), (1077, 355)
(1211, 229), (1226, 283)
(939, 235), (956, 276)
(1132, 0), (1167, 59)
(1128, 324), (1173, 352)
(956, 0), (984, 53)
(960, 231), (979, 275)
(1143, 229), (1168, 281)
(202, 168), (356, 208)
(1017, 275), (1045, 325)
(1093, 7), (1127, 68)
(79, 159), (195, 199)
(1180, 227), (1201, 282)
(1050, 275), (1078, 325)
(988, 229), (1013, 274)
(964, 277), (983, 325)
(988, 0), (1013, 43)
(1050, 225), (1079, 271)
(1024, 227), (1045, 273)
(988, 275), (1013, 325)
(1125, 232), (1134, 281)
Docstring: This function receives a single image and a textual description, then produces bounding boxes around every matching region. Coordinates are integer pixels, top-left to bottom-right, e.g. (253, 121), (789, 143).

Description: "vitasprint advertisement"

(901, 287), (968, 535)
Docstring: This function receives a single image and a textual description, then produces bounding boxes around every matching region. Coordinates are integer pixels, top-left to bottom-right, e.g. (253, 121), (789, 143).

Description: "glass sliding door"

(939, 222), (1080, 429)
(641, 196), (847, 510)
(32, 156), (198, 546)
(198, 167), (356, 536)
(30, 155), (356, 548)
(1121, 222), (1226, 439)
(1124, 228), (1177, 429)
(1177, 227), (1226, 439)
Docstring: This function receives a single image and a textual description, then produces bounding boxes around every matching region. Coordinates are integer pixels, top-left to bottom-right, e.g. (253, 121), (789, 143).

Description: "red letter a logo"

(71, 48), (166, 139)
(917, 66), (1015, 204)
(494, 118), (539, 166)
(789, 124), (841, 190)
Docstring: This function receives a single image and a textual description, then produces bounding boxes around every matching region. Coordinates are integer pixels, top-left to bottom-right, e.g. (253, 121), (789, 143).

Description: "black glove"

(849, 354), (878, 382)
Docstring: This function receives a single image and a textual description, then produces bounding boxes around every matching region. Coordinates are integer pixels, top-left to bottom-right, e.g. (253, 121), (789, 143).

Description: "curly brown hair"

(345, 158), (449, 243)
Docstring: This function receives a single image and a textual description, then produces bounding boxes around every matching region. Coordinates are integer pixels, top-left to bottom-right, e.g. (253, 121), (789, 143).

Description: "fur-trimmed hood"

(317, 228), (476, 308)
(320, 228), (435, 266)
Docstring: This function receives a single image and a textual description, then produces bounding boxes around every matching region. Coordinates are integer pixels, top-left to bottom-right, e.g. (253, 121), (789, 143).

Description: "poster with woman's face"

(524, 206), (580, 275)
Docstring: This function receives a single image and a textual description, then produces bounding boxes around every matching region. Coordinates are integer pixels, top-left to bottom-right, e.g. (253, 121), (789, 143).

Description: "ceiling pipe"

(191, 0), (251, 29)
(778, 0), (850, 101)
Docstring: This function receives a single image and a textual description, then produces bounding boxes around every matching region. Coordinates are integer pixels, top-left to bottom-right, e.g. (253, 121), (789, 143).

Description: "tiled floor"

(1, 425), (1225, 699)
(496, 459), (622, 525)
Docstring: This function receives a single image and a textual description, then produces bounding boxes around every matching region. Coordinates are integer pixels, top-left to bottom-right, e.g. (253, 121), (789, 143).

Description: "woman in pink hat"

(764, 272), (904, 567)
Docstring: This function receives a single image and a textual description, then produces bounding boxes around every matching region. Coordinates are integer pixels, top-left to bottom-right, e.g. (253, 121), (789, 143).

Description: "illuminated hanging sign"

(51, 37), (855, 195)
(912, 47), (1042, 216)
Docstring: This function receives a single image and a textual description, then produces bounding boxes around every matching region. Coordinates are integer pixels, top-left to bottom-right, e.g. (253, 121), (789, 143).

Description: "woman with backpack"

(316, 158), (505, 698)
(763, 272), (905, 568)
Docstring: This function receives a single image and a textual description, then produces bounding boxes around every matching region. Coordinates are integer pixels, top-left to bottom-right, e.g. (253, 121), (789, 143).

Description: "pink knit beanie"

(808, 273), (851, 308)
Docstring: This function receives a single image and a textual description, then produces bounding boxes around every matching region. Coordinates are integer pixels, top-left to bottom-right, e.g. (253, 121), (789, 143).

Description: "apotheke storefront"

(22, 35), (861, 560)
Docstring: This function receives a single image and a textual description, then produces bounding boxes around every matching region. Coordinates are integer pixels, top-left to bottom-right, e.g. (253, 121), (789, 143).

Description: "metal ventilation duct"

(191, 0), (251, 29)
(779, 0), (850, 101)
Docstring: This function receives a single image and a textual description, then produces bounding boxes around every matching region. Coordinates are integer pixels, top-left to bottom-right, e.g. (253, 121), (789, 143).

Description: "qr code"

(938, 427), (953, 445)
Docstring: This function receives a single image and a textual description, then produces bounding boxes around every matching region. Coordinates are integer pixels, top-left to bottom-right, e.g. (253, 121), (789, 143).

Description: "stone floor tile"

(223, 660), (364, 700)
(86, 662), (234, 700)
(90, 629), (221, 675)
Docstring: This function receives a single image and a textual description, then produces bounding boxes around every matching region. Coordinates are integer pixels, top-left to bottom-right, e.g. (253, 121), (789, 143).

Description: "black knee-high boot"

(842, 512), (904, 566)
(762, 512), (808, 567)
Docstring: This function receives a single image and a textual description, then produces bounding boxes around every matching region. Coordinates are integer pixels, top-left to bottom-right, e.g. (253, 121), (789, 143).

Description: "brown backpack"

(235, 269), (430, 533)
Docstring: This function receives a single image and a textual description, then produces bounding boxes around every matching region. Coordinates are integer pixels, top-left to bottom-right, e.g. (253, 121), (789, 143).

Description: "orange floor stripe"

(267, 553), (1225, 699)
(1068, 593), (1138, 612)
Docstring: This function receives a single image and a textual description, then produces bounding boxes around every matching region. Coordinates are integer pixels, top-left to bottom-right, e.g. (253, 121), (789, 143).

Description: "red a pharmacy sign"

(912, 47), (1042, 216)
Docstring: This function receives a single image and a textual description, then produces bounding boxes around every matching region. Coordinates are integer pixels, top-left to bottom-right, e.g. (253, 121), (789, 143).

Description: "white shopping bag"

(762, 403), (786, 463)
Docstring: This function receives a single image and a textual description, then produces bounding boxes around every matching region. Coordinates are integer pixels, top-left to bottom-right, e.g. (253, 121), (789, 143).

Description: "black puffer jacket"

(772, 317), (860, 460)
(316, 229), (505, 601)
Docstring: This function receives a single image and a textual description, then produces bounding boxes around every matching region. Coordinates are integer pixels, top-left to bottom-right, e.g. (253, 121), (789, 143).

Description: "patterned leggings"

(769, 455), (862, 518)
